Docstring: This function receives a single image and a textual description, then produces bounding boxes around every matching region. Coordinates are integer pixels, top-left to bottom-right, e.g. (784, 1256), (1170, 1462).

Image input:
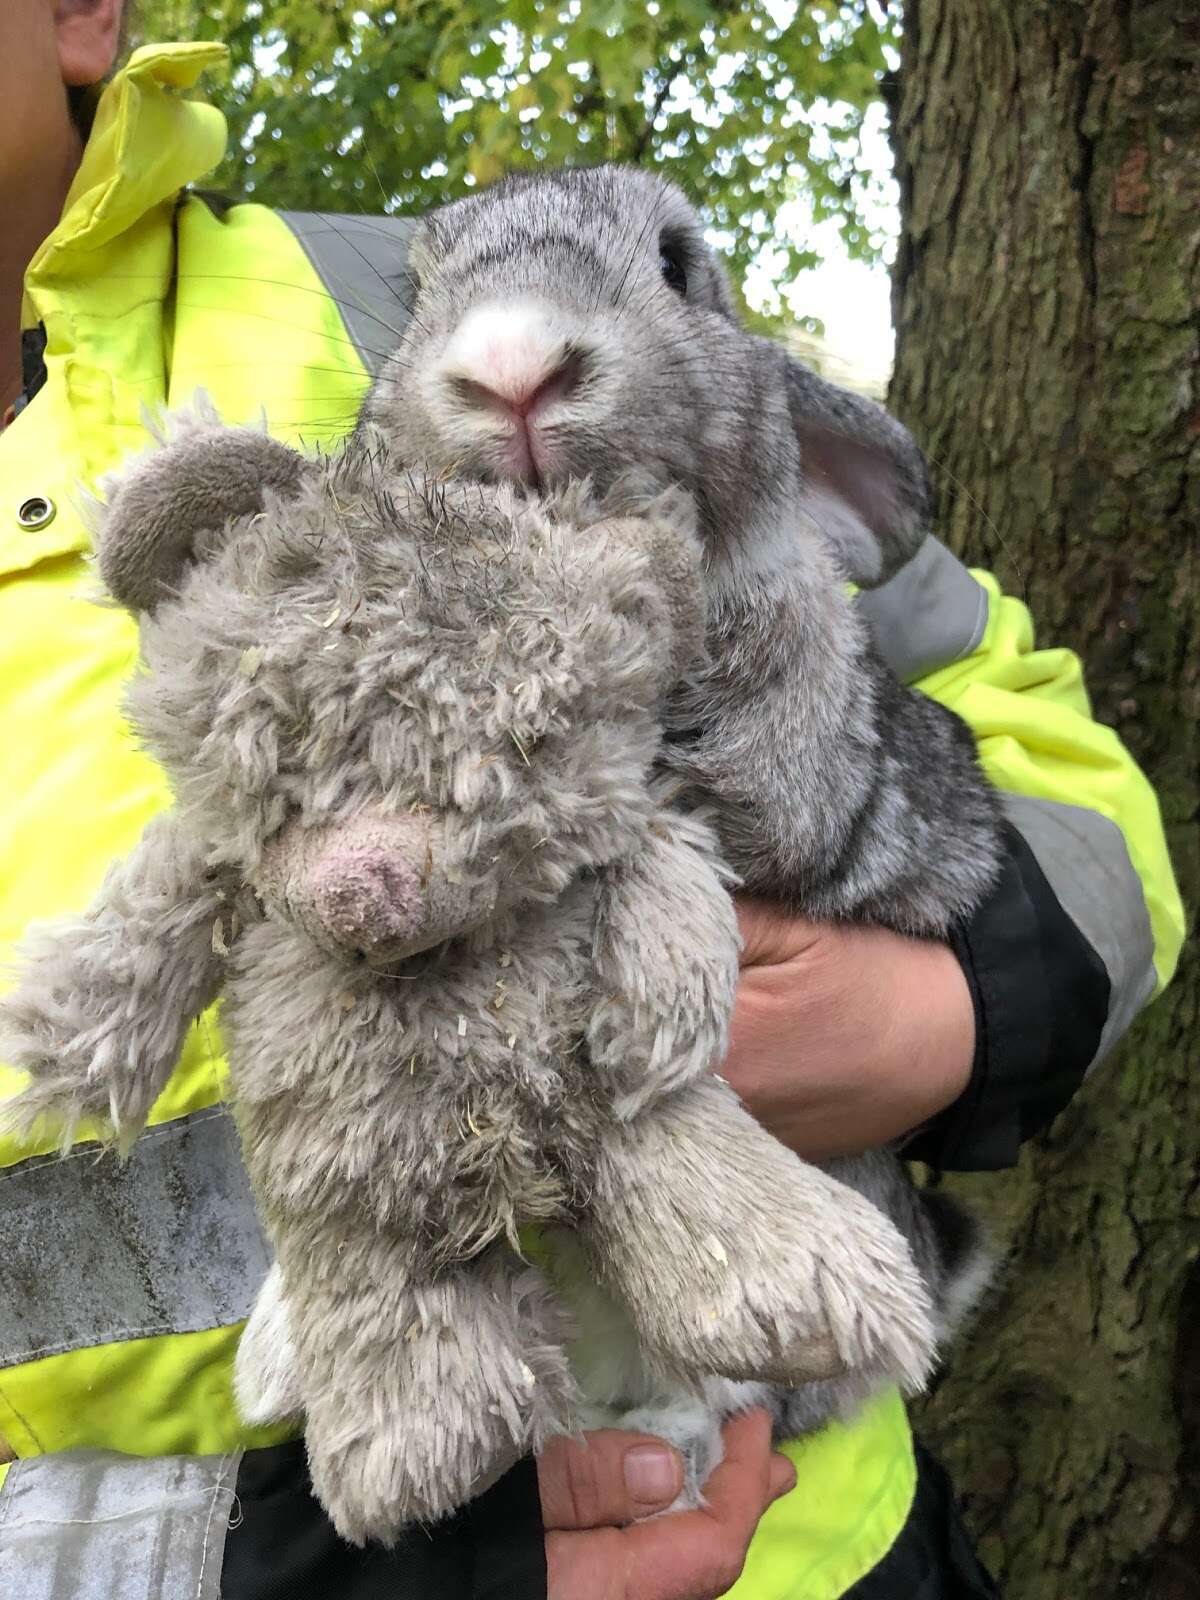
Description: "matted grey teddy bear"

(0, 427), (939, 1542)
(1, 164), (1001, 1541)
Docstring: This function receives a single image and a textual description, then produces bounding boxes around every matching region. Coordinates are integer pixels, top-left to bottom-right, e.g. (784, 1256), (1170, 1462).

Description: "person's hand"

(540, 1409), (795, 1600)
(722, 898), (975, 1161)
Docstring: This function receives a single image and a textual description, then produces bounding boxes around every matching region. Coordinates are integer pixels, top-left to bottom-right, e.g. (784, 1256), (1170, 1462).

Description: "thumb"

(537, 1431), (684, 1529)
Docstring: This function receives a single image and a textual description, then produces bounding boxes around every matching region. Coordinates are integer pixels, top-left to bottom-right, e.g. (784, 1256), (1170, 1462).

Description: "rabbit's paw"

(613, 1397), (727, 1514)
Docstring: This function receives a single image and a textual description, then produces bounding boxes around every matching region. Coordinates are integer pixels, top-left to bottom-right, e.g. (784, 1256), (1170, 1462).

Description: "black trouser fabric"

(843, 1442), (1000, 1600)
(220, 1441), (546, 1599)
(222, 1436), (996, 1600)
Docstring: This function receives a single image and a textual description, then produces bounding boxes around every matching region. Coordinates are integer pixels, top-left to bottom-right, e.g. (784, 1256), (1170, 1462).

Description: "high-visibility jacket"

(0, 42), (1184, 1600)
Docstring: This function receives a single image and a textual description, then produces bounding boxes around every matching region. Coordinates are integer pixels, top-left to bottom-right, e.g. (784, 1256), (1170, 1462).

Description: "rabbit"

(355, 164), (1001, 1475)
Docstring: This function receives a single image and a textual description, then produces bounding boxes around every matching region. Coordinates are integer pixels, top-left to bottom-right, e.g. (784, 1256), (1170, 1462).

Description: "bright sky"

(789, 230), (895, 385)
(746, 98), (900, 391)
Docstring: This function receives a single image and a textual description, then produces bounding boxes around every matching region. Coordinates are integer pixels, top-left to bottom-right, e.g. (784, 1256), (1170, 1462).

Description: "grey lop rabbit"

(357, 165), (1002, 1470)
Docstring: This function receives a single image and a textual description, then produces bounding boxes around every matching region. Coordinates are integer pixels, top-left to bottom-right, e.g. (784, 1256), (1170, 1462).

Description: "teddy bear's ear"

(98, 407), (312, 615)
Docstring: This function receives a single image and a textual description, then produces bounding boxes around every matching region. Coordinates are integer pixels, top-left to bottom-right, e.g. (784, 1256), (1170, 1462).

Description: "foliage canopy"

(135, 1), (897, 317)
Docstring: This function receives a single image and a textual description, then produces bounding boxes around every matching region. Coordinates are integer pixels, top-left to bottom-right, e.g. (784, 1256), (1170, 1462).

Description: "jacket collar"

(25, 42), (230, 303)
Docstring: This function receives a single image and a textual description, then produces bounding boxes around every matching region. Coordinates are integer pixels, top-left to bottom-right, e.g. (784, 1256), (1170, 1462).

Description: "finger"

(545, 1415), (794, 1600)
(690, 1408), (783, 1538)
(601, 1409), (789, 1600)
(767, 1447), (797, 1504)
(538, 1430), (685, 1530)
(546, 1527), (627, 1600)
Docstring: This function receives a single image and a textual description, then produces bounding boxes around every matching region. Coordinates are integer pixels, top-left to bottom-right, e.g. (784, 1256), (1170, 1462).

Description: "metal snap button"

(17, 495), (56, 530)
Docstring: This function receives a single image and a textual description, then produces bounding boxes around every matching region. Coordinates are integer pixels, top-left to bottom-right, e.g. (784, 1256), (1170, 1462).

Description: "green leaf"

(134, 0), (900, 325)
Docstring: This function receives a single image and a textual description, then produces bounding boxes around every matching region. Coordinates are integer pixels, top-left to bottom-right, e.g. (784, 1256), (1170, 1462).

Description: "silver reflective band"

(278, 210), (417, 377)
(0, 1108), (271, 1367)
(1002, 793), (1157, 1067)
(17, 496), (56, 531)
(0, 1447), (242, 1600)
(857, 536), (989, 684)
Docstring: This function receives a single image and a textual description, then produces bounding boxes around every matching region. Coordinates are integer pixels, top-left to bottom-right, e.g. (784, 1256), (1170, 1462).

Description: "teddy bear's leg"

(297, 1241), (577, 1545)
(586, 804), (741, 1120)
(579, 1075), (937, 1398)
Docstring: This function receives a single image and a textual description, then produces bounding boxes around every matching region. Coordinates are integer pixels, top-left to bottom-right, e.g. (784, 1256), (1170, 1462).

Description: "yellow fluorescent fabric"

(0, 43), (358, 1459)
(726, 1391), (917, 1600)
(0, 1327), (291, 1460)
(917, 573), (1186, 993)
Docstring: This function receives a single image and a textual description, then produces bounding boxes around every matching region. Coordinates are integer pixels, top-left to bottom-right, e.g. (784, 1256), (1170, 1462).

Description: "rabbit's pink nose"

(305, 846), (424, 954)
(454, 355), (582, 424)
(443, 301), (585, 479)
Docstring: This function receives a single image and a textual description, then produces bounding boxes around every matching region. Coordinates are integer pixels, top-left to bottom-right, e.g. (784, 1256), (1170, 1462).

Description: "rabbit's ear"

(785, 357), (932, 588)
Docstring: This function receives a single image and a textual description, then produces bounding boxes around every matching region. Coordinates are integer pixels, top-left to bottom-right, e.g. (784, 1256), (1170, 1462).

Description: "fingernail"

(624, 1444), (682, 1508)
(769, 1453), (797, 1501)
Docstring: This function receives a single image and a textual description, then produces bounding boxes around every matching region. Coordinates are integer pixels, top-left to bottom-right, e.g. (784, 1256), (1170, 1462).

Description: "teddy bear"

(0, 411), (936, 1542)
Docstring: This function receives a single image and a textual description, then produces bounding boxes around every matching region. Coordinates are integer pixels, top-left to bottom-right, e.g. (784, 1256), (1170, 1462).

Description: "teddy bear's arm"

(99, 407), (313, 615)
(0, 811), (242, 1149)
(586, 804), (740, 1122)
(572, 485), (709, 689)
(582, 815), (939, 1406)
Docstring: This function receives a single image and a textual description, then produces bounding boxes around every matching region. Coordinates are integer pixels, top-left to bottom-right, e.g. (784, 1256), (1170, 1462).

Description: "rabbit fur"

(364, 163), (1002, 1432)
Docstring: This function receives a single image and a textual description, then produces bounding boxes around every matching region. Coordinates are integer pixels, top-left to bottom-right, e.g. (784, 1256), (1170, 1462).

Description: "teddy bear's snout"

(254, 810), (498, 965)
(305, 847), (425, 955)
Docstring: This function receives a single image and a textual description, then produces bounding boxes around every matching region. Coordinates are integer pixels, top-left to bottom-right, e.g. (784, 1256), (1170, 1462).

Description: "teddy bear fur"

(0, 414), (938, 1543)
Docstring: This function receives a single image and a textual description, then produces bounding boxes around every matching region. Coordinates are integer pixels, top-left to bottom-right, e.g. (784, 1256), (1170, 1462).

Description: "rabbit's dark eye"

(659, 245), (688, 296)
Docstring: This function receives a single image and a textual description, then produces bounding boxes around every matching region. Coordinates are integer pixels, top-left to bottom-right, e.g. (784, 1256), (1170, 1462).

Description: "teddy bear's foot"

(309, 1411), (526, 1546)
(584, 1078), (938, 1396)
(303, 1249), (578, 1543)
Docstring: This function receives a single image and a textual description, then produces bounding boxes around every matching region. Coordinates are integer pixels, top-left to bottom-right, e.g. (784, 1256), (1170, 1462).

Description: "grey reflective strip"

(857, 536), (990, 683)
(277, 210), (416, 375)
(1002, 793), (1157, 1067)
(0, 1108), (271, 1366)
(0, 1447), (241, 1600)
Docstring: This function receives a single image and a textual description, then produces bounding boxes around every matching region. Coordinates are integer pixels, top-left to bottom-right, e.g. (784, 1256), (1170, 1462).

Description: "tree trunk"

(889, 3), (1198, 1594)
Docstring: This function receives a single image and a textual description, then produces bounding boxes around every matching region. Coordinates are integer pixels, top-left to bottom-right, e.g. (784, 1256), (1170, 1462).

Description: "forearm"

(902, 817), (1116, 1171)
(723, 901), (974, 1162)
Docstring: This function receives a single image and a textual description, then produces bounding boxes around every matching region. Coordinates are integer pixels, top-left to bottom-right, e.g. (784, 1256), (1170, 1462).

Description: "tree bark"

(889, 3), (1198, 1594)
